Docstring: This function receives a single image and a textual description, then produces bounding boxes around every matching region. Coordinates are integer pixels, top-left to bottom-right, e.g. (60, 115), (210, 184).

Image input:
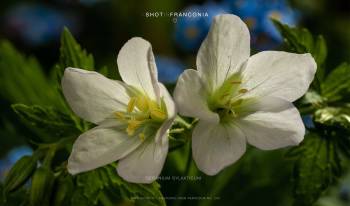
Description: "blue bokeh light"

(174, 0), (300, 52)
(0, 146), (33, 180)
(4, 4), (77, 46)
(156, 56), (185, 83)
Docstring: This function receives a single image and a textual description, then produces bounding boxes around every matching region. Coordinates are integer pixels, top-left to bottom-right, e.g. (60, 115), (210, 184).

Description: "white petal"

(159, 83), (176, 119)
(236, 96), (305, 150)
(117, 137), (168, 183)
(192, 121), (246, 175)
(117, 37), (160, 102)
(174, 69), (219, 123)
(62, 67), (129, 124)
(67, 119), (143, 175)
(241, 51), (316, 102)
(197, 14), (250, 91)
(155, 83), (176, 144)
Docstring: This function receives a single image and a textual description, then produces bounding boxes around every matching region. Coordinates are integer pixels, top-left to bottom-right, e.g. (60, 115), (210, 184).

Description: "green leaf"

(12, 104), (82, 143)
(291, 133), (342, 206)
(321, 63), (350, 102)
(0, 40), (62, 107)
(4, 155), (38, 193)
(71, 188), (93, 206)
(73, 165), (166, 206)
(313, 35), (327, 72)
(55, 28), (94, 81)
(75, 168), (106, 204)
(105, 165), (166, 206)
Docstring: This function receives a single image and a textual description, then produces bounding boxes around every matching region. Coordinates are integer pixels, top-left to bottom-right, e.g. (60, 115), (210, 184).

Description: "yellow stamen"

(134, 113), (149, 121)
(239, 88), (248, 94)
(116, 93), (167, 137)
(150, 108), (167, 122)
(114, 111), (125, 120)
(136, 96), (149, 112)
(126, 120), (142, 136)
(127, 97), (137, 113)
(147, 99), (159, 111)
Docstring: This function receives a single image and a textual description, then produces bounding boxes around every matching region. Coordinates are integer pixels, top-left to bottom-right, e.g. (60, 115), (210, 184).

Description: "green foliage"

(29, 167), (55, 206)
(314, 106), (350, 129)
(55, 27), (95, 81)
(321, 63), (350, 102)
(272, 20), (328, 90)
(72, 165), (166, 206)
(289, 133), (342, 206)
(0, 41), (62, 107)
(274, 19), (350, 206)
(12, 104), (83, 143)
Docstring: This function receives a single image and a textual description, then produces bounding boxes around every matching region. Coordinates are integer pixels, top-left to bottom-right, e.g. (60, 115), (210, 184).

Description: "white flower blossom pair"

(63, 14), (316, 183)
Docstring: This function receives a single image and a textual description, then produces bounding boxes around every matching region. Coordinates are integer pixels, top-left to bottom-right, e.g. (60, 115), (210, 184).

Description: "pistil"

(208, 73), (249, 123)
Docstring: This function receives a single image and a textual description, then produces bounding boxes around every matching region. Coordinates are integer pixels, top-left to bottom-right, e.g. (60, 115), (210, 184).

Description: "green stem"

(39, 136), (76, 150)
(40, 136), (76, 169)
(169, 128), (185, 134)
(175, 116), (192, 129)
(199, 166), (240, 206)
(43, 145), (57, 169)
(173, 143), (192, 206)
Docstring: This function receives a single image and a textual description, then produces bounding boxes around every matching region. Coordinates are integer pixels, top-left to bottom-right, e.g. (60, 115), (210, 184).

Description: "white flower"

(174, 14), (316, 175)
(62, 37), (176, 183)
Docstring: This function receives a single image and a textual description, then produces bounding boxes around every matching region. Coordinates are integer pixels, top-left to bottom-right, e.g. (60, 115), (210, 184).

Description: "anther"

(127, 97), (137, 113)
(126, 120), (142, 136)
(239, 88), (248, 94)
(136, 96), (149, 112)
(150, 109), (166, 122)
(115, 111), (125, 120)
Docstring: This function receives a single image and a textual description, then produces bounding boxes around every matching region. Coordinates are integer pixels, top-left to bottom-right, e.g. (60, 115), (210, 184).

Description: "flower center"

(114, 94), (167, 141)
(208, 73), (248, 123)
